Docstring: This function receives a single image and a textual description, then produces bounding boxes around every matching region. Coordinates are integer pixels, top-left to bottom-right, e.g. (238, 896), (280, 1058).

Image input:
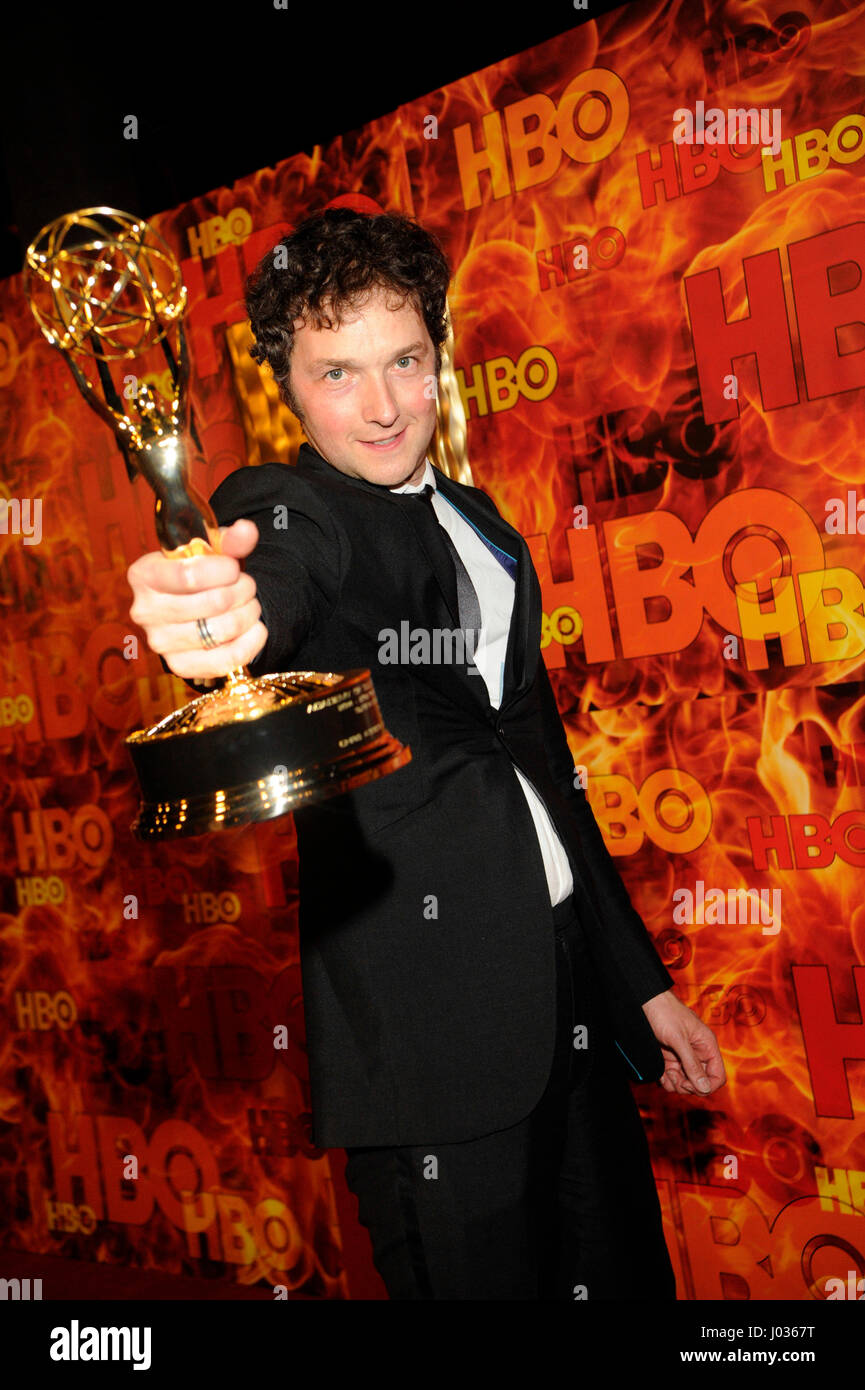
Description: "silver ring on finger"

(197, 617), (217, 649)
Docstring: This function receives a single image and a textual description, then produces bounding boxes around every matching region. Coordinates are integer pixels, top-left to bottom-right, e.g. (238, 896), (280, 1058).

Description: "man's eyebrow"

(309, 341), (426, 369)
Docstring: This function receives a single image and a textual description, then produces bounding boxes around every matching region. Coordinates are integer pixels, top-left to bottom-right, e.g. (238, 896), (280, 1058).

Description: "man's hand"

(127, 518), (268, 682)
(641, 988), (727, 1097)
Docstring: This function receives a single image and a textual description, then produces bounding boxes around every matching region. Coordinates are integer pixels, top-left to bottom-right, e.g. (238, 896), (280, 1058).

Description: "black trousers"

(343, 893), (677, 1300)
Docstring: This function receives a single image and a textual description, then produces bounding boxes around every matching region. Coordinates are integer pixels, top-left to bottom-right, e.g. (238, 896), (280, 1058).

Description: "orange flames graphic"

(2, 0), (865, 1298)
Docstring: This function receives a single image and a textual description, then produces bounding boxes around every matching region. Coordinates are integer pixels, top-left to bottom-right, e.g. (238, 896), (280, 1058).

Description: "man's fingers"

(189, 595), (262, 653)
(217, 518), (260, 558)
(129, 565), (258, 632)
(663, 1032), (711, 1094)
(126, 514), (268, 681)
(677, 1036), (712, 1093)
(146, 587), (261, 656)
(127, 520), (259, 606)
(703, 1042), (727, 1088)
(658, 1046), (699, 1096)
(129, 548), (241, 605)
(162, 618), (269, 681)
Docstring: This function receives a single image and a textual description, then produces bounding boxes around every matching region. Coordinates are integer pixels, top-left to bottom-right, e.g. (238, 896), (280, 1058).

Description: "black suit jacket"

(166, 443), (674, 1147)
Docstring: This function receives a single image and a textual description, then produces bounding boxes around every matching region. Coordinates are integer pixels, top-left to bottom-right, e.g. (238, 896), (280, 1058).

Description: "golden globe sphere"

(24, 206), (186, 360)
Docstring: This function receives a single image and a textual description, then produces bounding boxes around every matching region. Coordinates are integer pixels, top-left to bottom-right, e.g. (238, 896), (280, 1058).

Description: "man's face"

(285, 285), (438, 488)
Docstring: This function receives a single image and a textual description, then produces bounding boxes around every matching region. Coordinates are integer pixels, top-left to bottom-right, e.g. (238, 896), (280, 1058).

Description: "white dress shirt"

(391, 459), (574, 907)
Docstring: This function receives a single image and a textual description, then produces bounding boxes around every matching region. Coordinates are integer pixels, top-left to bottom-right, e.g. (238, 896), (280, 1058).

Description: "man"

(128, 207), (725, 1300)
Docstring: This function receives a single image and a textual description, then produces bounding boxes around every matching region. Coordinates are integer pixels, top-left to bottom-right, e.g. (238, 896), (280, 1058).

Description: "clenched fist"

(127, 518), (268, 682)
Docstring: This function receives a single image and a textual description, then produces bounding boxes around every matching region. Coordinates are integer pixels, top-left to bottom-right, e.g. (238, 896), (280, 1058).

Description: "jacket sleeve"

(535, 655), (675, 1005)
(156, 461), (345, 693)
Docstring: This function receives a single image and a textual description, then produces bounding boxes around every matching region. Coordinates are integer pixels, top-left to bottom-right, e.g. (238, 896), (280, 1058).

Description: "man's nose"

(361, 374), (399, 424)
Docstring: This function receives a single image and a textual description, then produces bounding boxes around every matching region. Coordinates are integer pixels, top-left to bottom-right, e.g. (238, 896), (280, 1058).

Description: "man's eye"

(395, 356), (416, 368)
(325, 368), (344, 380)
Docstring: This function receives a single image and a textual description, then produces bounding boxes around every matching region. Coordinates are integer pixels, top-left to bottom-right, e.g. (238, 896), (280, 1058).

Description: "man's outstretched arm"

(144, 461), (344, 693)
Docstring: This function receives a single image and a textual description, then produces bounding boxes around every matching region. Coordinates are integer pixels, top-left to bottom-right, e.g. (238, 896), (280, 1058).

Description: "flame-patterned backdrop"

(2, 0), (865, 1300)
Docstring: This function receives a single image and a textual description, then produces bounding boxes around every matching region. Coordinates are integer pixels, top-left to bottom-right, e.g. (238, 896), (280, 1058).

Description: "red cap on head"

(322, 193), (385, 216)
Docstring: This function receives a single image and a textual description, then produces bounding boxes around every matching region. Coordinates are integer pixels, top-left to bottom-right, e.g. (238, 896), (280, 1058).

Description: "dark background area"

(0, 0), (633, 279)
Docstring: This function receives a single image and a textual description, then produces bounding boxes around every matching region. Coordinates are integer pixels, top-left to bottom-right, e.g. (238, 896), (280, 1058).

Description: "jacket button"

(496, 722), (505, 737)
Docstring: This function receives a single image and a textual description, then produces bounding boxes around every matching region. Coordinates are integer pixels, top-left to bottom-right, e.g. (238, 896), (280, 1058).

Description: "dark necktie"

(402, 483), (482, 644)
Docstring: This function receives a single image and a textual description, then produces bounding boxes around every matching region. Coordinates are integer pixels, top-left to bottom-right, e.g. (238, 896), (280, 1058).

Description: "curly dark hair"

(245, 208), (452, 415)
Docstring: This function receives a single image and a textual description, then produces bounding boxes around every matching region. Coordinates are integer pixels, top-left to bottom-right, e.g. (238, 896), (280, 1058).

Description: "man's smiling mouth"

(361, 427), (407, 449)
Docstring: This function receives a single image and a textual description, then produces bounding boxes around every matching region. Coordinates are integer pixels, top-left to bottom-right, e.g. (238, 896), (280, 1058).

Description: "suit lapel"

(295, 445), (540, 714)
(433, 469), (540, 710)
(297, 445), (460, 631)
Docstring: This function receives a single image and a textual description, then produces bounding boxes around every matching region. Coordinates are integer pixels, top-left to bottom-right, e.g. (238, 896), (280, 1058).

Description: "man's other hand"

(641, 989), (727, 1097)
